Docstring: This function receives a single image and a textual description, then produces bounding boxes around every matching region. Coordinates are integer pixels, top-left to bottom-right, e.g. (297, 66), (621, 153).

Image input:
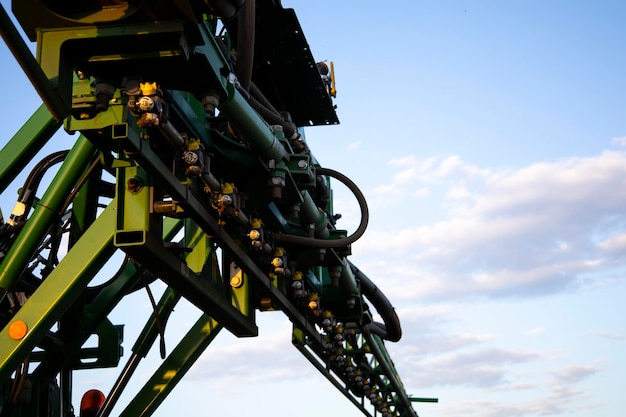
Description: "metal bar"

(34, 219), (184, 385)
(115, 127), (325, 346)
(96, 287), (181, 417)
(0, 203), (116, 381)
(410, 398), (439, 403)
(123, 237), (257, 337)
(363, 328), (418, 417)
(0, 103), (61, 192)
(191, 23), (288, 162)
(118, 314), (223, 417)
(68, 158), (103, 244)
(292, 336), (374, 417)
(219, 82), (288, 162)
(0, 3), (68, 120)
(0, 135), (96, 301)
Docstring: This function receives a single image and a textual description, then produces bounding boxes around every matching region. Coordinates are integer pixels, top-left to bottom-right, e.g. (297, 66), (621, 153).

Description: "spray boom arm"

(0, 1), (434, 416)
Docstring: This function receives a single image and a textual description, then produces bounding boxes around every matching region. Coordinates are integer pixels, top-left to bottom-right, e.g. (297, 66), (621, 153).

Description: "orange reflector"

(80, 389), (105, 417)
(8, 320), (28, 340)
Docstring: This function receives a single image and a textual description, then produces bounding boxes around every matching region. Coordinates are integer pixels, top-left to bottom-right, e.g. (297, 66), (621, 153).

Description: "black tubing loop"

(271, 167), (368, 247)
(350, 262), (402, 342)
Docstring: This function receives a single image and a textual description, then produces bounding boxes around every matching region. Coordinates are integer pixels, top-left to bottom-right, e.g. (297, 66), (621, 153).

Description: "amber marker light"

(8, 320), (28, 340)
(80, 389), (106, 417)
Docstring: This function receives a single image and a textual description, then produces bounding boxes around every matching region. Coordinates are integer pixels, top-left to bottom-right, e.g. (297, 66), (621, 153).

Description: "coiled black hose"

(349, 262), (402, 342)
(271, 167), (369, 248)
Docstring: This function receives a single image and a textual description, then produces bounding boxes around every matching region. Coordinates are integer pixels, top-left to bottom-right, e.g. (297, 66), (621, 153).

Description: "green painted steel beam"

(95, 286), (182, 417)
(69, 159), (102, 244)
(110, 151), (256, 335)
(292, 330), (374, 417)
(0, 135), (96, 300)
(0, 202), (116, 382)
(114, 127), (324, 345)
(118, 314), (223, 417)
(123, 236), (257, 337)
(0, 4), (68, 120)
(363, 328), (418, 417)
(219, 81), (288, 162)
(34, 218), (182, 382)
(131, 287), (181, 359)
(0, 103), (61, 192)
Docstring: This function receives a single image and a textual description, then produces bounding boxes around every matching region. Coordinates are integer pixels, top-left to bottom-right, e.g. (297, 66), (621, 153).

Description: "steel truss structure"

(0, 2), (435, 416)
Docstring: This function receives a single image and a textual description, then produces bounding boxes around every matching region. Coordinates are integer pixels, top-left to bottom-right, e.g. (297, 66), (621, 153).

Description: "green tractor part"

(0, 1), (437, 416)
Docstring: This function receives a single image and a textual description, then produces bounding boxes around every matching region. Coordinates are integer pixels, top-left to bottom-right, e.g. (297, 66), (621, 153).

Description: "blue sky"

(1, 1), (625, 417)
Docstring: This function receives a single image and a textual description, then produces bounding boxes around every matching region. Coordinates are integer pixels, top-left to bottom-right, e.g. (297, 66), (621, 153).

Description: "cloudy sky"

(1, 1), (625, 417)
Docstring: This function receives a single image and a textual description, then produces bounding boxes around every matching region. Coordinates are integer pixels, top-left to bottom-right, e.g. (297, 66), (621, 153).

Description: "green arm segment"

(0, 135), (96, 299)
(0, 104), (60, 192)
(0, 202), (116, 382)
(119, 315), (222, 417)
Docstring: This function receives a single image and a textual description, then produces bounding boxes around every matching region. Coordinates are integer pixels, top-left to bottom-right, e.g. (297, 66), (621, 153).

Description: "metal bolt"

(183, 151), (199, 165)
(127, 177), (142, 193)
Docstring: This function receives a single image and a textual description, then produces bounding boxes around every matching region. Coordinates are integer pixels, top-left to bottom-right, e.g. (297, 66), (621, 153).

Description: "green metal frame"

(0, 2), (434, 416)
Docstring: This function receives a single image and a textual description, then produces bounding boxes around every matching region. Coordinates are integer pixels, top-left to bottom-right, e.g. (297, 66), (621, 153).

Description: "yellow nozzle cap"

(140, 82), (158, 95)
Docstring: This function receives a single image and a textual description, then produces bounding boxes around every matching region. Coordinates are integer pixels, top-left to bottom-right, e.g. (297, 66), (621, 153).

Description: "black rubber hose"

(350, 261), (402, 342)
(249, 83), (281, 117)
(20, 150), (70, 204)
(236, 0), (255, 92)
(270, 167), (369, 248)
(247, 94), (295, 138)
(236, 82), (298, 140)
(248, 83), (299, 138)
(206, 0), (237, 19)
(1, 150), (70, 230)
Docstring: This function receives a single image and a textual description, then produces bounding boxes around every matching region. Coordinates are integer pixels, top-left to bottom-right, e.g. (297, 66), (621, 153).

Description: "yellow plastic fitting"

(140, 82), (158, 95)
(221, 183), (234, 194)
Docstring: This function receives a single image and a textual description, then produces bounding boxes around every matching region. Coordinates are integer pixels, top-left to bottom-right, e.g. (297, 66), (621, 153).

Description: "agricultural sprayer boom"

(0, 2), (432, 416)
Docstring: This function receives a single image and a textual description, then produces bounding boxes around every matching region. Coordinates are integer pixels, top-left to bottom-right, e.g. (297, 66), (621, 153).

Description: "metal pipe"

(220, 82), (288, 162)
(270, 167), (369, 248)
(300, 190), (329, 239)
(0, 4), (68, 120)
(157, 122), (186, 150)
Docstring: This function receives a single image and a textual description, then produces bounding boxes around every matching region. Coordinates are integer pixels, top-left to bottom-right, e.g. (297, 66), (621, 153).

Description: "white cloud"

(596, 232), (626, 252)
(347, 141), (361, 151)
(588, 330), (626, 341)
(524, 327), (545, 335)
(552, 365), (599, 384)
(611, 136), (626, 146)
(404, 348), (540, 388)
(424, 362), (602, 417)
(353, 151), (626, 301)
(385, 154), (488, 188)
